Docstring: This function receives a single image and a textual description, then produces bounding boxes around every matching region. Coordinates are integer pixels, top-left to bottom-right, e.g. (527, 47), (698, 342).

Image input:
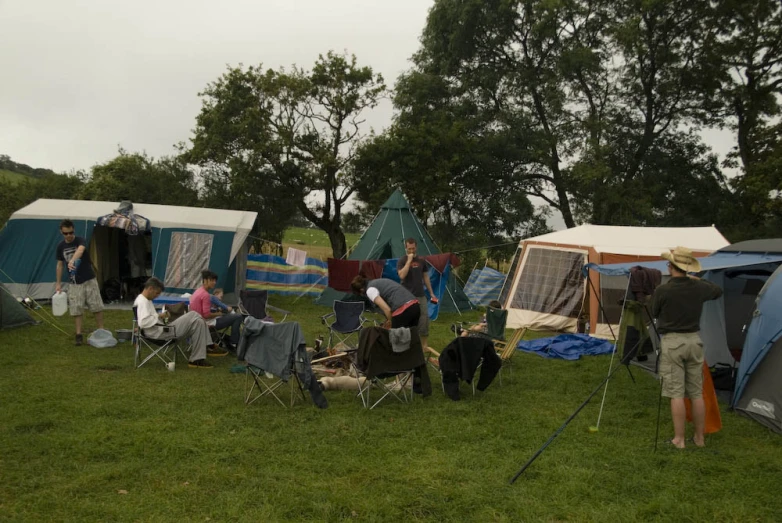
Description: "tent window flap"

(164, 232), (213, 289)
(510, 247), (586, 318)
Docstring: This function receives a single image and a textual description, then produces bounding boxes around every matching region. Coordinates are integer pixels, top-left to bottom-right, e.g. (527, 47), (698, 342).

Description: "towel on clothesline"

(286, 247), (307, 267)
(360, 260), (385, 280)
(327, 259), (360, 292)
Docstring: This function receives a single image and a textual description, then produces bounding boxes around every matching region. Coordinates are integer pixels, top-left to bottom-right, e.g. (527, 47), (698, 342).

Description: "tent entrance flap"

(90, 225), (152, 299)
(164, 231), (213, 290)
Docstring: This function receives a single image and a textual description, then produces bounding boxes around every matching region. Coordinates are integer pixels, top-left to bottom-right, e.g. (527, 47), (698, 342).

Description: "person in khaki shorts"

(55, 219), (104, 346)
(651, 247), (722, 449)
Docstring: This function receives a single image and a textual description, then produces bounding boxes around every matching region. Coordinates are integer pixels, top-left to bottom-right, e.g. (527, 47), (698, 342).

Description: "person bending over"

(134, 277), (214, 368)
(350, 276), (420, 329)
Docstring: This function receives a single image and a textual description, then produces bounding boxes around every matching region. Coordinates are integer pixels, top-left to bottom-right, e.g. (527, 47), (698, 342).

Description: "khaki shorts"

(659, 332), (704, 399)
(68, 278), (104, 316)
(416, 296), (429, 337)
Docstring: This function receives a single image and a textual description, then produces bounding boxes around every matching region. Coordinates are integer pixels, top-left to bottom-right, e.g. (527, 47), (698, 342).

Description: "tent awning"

(584, 252), (782, 277)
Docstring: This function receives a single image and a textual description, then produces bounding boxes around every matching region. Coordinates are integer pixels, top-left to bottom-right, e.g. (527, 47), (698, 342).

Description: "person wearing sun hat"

(650, 246), (723, 449)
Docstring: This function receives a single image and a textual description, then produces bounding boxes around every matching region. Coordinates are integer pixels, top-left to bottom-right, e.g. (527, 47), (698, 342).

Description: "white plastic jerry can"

(52, 292), (68, 316)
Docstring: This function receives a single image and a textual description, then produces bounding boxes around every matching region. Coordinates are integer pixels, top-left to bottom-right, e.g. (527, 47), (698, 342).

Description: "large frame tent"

(0, 199), (257, 302)
(501, 225), (729, 336)
(315, 189), (472, 314)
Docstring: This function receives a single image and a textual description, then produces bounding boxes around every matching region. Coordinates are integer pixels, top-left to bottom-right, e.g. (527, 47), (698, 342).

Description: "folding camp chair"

(453, 306), (507, 342)
(352, 326), (431, 409)
(244, 365), (307, 408)
(238, 289), (290, 323)
(132, 306), (179, 369)
(321, 300), (370, 350)
(238, 320), (321, 408)
(493, 327), (526, 385)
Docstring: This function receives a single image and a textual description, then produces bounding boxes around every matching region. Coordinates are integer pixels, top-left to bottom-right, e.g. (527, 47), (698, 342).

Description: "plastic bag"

(88, 328), (118, 348)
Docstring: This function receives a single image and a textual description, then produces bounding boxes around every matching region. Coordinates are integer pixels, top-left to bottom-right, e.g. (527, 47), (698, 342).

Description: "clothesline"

(453, 241), (518, 255)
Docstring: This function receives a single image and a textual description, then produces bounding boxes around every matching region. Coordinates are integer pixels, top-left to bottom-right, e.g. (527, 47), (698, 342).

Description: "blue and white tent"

(586, 239), (782, 433)
(0, 199), (257, 301)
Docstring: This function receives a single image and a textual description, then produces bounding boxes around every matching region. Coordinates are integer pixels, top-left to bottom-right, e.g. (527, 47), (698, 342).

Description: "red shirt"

(190, 287), (212, 319)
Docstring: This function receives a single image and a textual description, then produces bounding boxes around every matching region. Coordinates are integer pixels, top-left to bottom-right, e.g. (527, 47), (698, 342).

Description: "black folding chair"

(321, 300), (369, 350)
(238, 289), (290, 323)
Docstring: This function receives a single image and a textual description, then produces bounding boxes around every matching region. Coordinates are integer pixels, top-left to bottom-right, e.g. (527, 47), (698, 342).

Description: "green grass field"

(2, 292), (781, 521)
(282, 227), (363, 260)
(0, 169), (31, 184)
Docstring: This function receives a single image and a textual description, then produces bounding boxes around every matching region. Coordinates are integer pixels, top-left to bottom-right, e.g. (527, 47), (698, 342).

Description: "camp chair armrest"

(321, 312), (336, 325)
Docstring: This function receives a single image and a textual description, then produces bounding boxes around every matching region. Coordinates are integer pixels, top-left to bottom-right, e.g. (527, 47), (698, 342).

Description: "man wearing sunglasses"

(55, 219), (104, 345)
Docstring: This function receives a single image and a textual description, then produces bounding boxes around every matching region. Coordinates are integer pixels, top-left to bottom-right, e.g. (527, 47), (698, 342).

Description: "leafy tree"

(354, 70), (550, 259)
(383, 0), (730, 231)
(714, 0), (782, 172)
(197, 161), (296, 251)
(80, 150), (199, 206)
(185, 51), (386, 259)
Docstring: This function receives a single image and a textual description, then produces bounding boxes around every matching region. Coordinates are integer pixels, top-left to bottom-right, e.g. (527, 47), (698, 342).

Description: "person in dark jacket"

(651, 247), (723, 449)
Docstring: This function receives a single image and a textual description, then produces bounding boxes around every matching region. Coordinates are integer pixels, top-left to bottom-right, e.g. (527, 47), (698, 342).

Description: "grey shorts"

(68, 278), (104, 316)
(659, 332), (704, 399)
(417, 296), (429, 337)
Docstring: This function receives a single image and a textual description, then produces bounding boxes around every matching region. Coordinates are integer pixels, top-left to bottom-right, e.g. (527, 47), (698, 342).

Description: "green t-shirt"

(650, 277), (723, 334)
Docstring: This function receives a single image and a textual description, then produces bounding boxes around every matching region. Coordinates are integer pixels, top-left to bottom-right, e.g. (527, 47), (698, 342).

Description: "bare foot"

(669, 438), (686, 449)
(691, 436), (705, 448)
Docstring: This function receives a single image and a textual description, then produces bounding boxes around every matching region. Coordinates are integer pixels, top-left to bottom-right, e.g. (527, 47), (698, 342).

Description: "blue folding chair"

(320, 300), (369, 350)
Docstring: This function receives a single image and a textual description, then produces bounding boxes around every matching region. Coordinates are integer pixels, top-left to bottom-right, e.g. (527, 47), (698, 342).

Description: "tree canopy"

(184, 51), (386, 259)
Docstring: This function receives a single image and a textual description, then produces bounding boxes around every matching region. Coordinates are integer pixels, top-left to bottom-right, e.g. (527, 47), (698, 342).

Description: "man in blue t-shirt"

(55, 219), (104, 346)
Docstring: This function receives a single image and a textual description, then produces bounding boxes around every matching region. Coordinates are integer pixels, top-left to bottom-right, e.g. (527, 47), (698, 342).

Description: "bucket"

(52, 292), (68, 316)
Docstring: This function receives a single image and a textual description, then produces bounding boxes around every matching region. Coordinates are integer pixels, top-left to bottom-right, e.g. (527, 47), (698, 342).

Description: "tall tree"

(715, 0), (782, 172)
(185, 51), (386, 259)
(398, 0), (728, 229)
(354, 70), (549, 253)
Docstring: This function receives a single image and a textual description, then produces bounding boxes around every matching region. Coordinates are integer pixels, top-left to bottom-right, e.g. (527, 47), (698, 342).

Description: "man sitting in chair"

(134, 277), (215, 368)
(190, 270), (244, 352)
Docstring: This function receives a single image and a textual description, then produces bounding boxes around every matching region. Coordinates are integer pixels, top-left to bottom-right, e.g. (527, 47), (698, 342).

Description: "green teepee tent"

(315, 189), (473, 313)
(0, 284), (37, 330)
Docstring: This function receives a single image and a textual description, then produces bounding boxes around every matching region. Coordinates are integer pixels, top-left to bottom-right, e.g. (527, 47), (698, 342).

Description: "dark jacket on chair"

(439, 337), (502, 401)
(356, 326), (432, 397)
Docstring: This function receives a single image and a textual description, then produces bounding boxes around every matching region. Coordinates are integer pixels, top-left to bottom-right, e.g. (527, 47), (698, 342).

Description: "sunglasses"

(61, 230), (75, 236)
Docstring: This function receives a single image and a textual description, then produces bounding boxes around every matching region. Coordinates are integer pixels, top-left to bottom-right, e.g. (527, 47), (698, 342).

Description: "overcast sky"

(1, 0), (735, 229)
(0, 0), (432, 173)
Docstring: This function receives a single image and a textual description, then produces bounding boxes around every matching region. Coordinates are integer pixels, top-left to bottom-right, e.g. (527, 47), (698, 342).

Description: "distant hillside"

(0, 155), (58, 184)
(0, 169), (32, 184)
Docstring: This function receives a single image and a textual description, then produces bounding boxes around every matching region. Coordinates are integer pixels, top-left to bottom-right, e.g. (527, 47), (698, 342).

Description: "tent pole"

(591, 276), (630, 432)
